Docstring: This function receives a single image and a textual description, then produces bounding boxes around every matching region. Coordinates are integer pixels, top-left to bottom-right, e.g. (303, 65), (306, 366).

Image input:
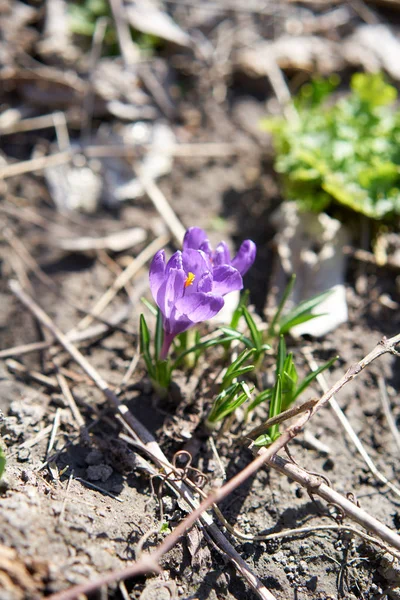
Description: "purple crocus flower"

(183, 227), (256, 277)
(149, 230), (256, 359)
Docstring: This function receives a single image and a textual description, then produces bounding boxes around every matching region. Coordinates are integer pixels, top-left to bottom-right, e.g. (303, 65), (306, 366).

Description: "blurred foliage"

(263, 73), (400, 220)
(0, 444), (5, 480)
(68, 0), (163, 54)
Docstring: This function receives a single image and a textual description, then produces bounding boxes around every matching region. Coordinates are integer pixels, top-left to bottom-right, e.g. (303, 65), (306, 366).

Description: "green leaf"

(254, 431), (281, 447)
(278, 289), (332, 334)
(155, 359), (171, 390)
(281, 353), (298, 410)
(141, 297), (158, 317)
(268, 274), (296, 337)
(218, 327), (254, 349)
(242, 306), (262, 351)
(267, 72), (400, 220)
(270, 375), (283, 419)
(68, 4), (96, 36)
(296, 74), (340, 108)
(280, 313), (328, 335)
(140, 314), (155, 378)
(222, 365), (254, 388)
(172, 333), (240, 368)
(0, 445), (6, 480)
(159, 521), (171, 534)
(351, 72), (397, 107)
(230, 290), (250, 330)
(276, 336), (286, 375)
(208, 382), (253, 424)
(223, 349), (255, 386)
(253, 433), (273, 446)
(246, 387), (273, 413)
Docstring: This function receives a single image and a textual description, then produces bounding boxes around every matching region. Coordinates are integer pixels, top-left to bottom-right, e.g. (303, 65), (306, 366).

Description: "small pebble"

(17, 447), (31, 462)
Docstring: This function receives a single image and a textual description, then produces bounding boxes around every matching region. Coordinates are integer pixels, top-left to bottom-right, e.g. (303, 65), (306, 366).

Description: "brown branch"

(268, 454), (400, 551)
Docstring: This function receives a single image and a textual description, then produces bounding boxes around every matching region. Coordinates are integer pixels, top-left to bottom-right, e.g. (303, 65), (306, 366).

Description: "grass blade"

(141, 297), (158, 316)
(230, 290), (250, 330)
(276, 336), (287, 376)
(0, 445), (5, 480)
(224, 348), (255, 381)
(172, 334), (239, 367)
(246, 387), (272, 413)
(268, 274), (296, 337)
(278, 289), (332, 333)
(140, 314), (155, 377)
(242, 306), (262, 351)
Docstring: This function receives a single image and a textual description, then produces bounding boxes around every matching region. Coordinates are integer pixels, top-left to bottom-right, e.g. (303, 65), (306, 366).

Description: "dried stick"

(10, 280), (275, 600)
(85, 142), (250, 159)
(0, 306), (130, 360)
(0, 112), (66, 135)
(138, 174), (186, 246)
(0, 143), (250, 180)
(80, 16), (108, 141)
(6, 358), (59, 389)
(303, 349), (400, 498)
(269, 454), (400, 550)
(55, 372), (85, 428)
(243, 398), (319, 440)
(122, 439), (400, 559)
(109, 0), (139, 66)
(378, 375), (400, 454)
(0, 151), (72, 179)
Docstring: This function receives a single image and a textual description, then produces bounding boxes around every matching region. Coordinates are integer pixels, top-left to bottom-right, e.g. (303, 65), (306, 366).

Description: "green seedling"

(252, 337), (337, 445)
(207, 381), (254, 427)
(264, 72), (400, 220)
(0, 444), (6, 480)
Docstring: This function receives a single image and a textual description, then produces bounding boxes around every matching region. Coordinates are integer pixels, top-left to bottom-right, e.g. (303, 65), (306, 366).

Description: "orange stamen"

(184, 272), (195, 288)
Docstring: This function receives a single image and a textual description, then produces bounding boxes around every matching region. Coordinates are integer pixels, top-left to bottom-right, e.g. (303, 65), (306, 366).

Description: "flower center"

(184, 272), (195, 288)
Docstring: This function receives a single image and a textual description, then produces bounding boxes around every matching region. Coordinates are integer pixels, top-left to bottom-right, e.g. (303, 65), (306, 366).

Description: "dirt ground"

(1, 1), (400, 599)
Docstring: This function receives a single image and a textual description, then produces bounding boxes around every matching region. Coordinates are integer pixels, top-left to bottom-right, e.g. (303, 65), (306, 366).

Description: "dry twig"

(378, 375), (400, 454)
(303, 349), (400, 498)
(73, 234), (169, 332)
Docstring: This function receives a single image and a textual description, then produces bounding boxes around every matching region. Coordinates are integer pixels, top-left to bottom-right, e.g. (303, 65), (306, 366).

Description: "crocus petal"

(165, 250), (183, 274)
(175, 292), (224, 323)
(149, 250), (166, 300)
(164, 312), (192, 337)
(197, 271), (213, 293)
(183, 227), (208, 251)
(213, 242), (231, 266)
(231, 240), (257, 276)
(157, 267), (185, 319)
(199, 239), (213, 257)
(212, 265), (243, 296)
(182, 249), (212, 291)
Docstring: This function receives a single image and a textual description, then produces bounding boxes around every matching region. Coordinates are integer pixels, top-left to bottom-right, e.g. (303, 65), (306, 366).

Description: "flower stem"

(160, 333), (174, 360)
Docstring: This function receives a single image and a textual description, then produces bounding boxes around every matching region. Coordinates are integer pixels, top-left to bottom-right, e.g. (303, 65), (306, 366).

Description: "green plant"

(68, 0), (162, 53)
(249, 337), (337, 445)
(139, 307), (241, 395)
(0, 444), (5, 480)
(263, 72), (400, 220)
